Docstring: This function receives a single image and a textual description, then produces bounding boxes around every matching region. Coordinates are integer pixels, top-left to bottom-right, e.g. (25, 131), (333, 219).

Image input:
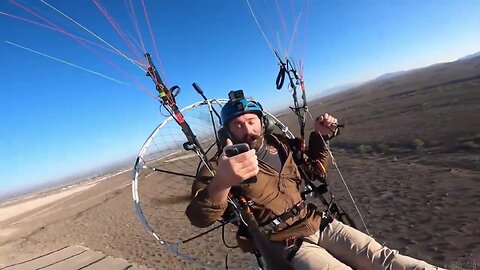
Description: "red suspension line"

(141, 0), (168, 87)
(92, 0), (144, 65)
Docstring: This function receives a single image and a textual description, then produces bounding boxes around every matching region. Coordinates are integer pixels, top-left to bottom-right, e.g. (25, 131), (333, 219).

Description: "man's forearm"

(186, 176), (230, 228)
(207, 176), (231, 203)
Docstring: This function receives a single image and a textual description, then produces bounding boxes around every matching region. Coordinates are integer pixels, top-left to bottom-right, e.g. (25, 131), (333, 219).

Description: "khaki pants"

(291, 219), (440, 270)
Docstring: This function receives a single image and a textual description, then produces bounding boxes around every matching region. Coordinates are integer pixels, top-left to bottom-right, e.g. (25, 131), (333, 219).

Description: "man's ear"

(217, 127), (229, 149)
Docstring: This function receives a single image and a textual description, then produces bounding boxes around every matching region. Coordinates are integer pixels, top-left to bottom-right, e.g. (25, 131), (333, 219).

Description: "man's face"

(228, 113), (264, 150)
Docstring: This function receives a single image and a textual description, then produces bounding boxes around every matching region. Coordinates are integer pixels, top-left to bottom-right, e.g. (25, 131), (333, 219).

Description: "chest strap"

(261, 200), (306, 232)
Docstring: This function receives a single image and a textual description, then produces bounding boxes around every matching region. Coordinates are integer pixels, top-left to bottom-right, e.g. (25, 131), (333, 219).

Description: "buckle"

(272, 218), (281, 226)
(291, 201), (304, 216)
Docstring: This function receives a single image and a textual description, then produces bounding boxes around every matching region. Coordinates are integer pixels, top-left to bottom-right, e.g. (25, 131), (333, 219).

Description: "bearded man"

(186, 90), (441, 270)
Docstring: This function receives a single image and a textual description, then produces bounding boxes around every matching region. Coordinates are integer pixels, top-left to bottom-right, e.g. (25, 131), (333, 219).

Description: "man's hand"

(207, 139), (259, 202)
(216, 139), (259, 187)
(315, 113), (339, 138)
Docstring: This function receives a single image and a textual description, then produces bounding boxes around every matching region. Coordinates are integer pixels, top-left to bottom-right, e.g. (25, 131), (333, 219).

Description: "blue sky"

(1, 0), (479, 197)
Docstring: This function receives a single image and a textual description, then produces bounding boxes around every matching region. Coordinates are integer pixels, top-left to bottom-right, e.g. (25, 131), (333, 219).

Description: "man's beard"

(241, 132), (264, 150)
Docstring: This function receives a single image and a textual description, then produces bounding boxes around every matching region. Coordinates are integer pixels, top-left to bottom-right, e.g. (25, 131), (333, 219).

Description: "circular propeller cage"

(132, 99), (293, 269)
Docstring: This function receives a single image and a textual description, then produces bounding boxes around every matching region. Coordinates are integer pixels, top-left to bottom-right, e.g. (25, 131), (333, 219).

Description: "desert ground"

(1, 56), (479, 269)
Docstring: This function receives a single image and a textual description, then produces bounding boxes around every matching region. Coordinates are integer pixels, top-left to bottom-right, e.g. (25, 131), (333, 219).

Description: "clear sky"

(1, 0), (479, 197)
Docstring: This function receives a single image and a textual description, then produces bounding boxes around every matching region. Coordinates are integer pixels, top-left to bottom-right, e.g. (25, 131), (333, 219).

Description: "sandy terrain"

(0, 183), (97, 223)
(1, 55), (479, 269)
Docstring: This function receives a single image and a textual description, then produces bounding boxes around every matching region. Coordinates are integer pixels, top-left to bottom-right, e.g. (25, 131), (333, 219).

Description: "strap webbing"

(261, 200), (306, 232)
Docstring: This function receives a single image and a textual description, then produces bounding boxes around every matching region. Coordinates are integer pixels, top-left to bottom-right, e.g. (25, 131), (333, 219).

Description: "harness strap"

(286, 238), (304, 261)
(286, 213), (334, 261)
(320, 212), (334, 232)
(261, 200), (306, 232)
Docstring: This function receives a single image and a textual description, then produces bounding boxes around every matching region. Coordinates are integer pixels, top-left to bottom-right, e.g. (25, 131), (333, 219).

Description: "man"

(186, 91), (441, 269)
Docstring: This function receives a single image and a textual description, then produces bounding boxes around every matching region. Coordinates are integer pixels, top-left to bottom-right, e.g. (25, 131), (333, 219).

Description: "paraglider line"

(126, 0), (146, 53)
(0, 11), (116, 55)
(246, 0), (276, 58)
(6, 1), (157, 99)
(287, 4), (304, 57)
(92, 0), (145, 66)
(274, 0), (289, 38)
(40, 0), (145, 72)
(5, 40), (128, 85)
(140, 0), (168, 87)
(306, 110), (371, 235)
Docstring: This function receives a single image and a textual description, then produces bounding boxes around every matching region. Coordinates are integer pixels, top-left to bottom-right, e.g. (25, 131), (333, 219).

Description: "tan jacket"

(185, 132), (329, 242)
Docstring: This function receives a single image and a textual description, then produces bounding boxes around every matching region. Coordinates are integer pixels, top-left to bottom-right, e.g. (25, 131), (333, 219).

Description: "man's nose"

(244, 124), (255, 135)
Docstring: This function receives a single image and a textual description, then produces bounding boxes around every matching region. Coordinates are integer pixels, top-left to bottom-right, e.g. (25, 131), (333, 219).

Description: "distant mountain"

(311, 82), (362, 99)
(458, 51), (480, 61)
(297, 51), (480, 102)
(374, 70), (409, 81)
(350, 50), (480, 91)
